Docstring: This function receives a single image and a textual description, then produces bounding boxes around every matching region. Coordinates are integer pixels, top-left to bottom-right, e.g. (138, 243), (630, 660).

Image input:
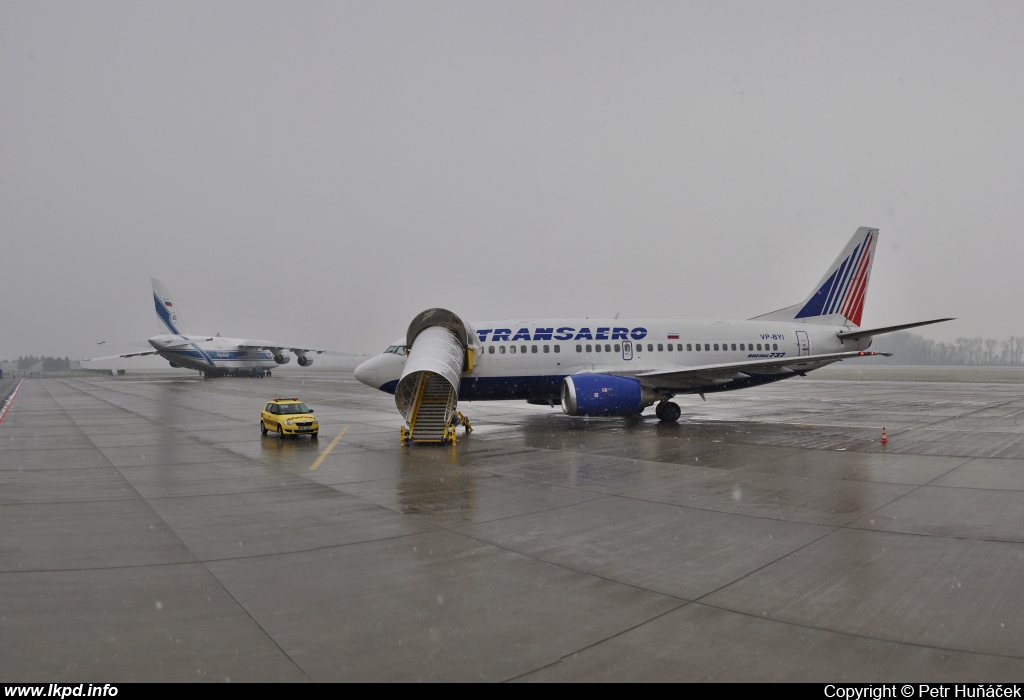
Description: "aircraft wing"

(85, 341), (197, 361)
(85, 350), (160, 361)
(236, 341), (362, 357)
(622, 350), (891, 390)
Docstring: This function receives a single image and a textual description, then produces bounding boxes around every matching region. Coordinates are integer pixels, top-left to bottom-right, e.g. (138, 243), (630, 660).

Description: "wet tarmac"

(2, 373), (1024, 681)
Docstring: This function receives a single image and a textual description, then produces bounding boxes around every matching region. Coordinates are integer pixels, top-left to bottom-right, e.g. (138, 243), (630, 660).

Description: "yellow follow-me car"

(261, 398), (319, 439)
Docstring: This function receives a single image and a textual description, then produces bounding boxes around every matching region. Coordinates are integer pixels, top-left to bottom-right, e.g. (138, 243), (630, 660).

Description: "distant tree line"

(1, 355), (73, 371)
(869, 332), (1024, 365)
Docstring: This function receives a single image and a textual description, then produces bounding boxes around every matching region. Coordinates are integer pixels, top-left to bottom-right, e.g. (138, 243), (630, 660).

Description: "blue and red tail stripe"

(795, 231), (874, 326)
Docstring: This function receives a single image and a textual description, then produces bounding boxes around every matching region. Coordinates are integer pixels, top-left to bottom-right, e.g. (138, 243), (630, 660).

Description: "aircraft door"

(622, 340), (633, 361)
(796, 330), (810, 356)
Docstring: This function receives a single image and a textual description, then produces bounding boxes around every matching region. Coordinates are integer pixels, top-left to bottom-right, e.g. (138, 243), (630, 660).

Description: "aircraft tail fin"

(752, 227), (879, 327)
(152, 278), (189, 336)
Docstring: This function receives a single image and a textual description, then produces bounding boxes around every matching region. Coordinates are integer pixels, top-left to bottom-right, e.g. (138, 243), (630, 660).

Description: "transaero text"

(476, 327), (648, 342)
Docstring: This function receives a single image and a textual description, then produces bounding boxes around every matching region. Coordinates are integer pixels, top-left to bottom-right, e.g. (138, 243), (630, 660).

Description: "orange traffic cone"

(880, 426), (888, 444)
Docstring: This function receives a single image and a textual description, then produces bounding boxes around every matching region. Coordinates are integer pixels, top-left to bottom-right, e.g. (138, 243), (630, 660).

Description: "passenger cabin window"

(773, 343), (778, 351)
(740, 344), (745, 351)
(532, 345), (538, 353)
(614, 344), (620, 352)
(667, 344), (673, 351)
(554, 345), (560, 353)
(731, 344), (736, 351)
(543, 345), (550, 353)
(510, 346), (516, 354)
(757, 344), (762, 351)
(586, 344), (592, 352)
(576, 344), (582, 352)
(695, 344), (701, 351)
(605, 344), (611, 352)
(714, 344), (719, 351)
(687, 344), (692, 351)
(499, 346), (506, 354)
(488, 346), (494, 354)
(595, 344), (602, 352)
(704, 344), (710, 351)
(521, 345), (527, 354)
(657, 344), (663, 351)
(647, 344), (654, 352)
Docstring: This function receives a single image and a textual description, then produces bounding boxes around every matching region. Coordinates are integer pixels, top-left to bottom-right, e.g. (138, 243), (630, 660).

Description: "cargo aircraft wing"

(236, 340), (362, 357)
(86, 350), (161, 361)
(86, 341), (196, 361)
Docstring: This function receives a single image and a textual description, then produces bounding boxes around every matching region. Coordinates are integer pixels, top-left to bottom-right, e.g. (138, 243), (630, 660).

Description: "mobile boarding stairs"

(395, 309), (475, 444)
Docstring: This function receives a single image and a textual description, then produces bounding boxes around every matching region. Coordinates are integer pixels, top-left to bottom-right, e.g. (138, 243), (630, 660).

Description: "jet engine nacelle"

(561, 374), (659, 416)
(274, 353), (291, 365)
(168, 361), (179, 368)
(297, 354), (313, 367)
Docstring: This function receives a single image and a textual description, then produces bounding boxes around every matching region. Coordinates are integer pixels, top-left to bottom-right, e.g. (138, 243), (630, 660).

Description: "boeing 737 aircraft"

(355, 228), (952, 439)
(89, 278), (359, 377)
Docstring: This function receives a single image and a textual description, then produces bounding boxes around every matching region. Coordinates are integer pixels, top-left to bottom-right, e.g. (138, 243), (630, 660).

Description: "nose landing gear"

(655, 400), (681, 423)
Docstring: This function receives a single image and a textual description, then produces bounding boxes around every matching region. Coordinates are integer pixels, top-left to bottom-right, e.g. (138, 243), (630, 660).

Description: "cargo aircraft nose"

(354, 356), (380, 388)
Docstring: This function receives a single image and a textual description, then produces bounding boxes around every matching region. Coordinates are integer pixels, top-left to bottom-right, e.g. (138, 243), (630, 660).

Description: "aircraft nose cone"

(354, 356), (380, 388)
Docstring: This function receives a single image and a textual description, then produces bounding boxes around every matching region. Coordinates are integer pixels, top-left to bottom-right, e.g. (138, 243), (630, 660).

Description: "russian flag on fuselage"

(795, 229), (876, 327)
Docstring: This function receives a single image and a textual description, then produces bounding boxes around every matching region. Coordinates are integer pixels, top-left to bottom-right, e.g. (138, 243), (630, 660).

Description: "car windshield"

(277, 403), (310, 414)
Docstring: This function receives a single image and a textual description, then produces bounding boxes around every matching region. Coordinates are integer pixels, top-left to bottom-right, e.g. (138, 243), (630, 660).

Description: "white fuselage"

(355, 318), (871, 401)
(148, 334), (277, 376)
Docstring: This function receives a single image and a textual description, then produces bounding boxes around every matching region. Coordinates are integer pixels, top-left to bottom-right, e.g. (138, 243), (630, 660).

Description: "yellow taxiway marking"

(309, 425), (350, 471)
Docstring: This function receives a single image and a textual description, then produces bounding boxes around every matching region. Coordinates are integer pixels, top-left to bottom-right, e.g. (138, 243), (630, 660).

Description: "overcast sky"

(3, 1), (1023, 360)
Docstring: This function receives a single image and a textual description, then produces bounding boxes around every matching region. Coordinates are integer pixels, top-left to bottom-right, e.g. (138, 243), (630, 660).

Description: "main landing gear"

(655, 400), (681, 423)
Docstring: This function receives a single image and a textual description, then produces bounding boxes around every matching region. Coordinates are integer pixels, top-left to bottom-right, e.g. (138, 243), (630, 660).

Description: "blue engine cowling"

(561, 374), (653, 416)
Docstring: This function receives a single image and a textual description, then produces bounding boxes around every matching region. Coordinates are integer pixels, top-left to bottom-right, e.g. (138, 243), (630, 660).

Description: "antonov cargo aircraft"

(355, 228), (952, 437)
(89, 278), (359, 377)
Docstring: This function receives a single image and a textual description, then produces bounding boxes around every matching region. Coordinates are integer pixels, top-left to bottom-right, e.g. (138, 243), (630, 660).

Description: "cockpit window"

(384, 346), (407, 355)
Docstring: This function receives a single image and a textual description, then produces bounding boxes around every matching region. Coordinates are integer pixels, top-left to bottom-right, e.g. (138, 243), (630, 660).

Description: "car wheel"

(311, 432), (319, 440)
(260, 421), (268, 435)
(277, 424), (284, 439)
